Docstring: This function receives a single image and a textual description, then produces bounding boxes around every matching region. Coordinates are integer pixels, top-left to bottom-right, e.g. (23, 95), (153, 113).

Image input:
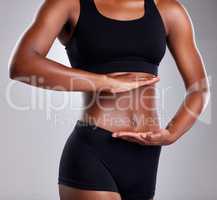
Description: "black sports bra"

(65, 0), (167, 76)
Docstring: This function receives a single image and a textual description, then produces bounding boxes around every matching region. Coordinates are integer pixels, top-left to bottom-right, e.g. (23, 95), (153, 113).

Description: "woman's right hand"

(99, 72), (160, 93)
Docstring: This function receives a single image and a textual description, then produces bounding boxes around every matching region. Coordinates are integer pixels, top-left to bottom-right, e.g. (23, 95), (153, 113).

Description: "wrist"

(165, 127), (178, 145)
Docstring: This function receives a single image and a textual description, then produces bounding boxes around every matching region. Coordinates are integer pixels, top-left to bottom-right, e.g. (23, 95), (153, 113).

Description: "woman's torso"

(58, 0), (167, 133)
(81, 80), (161, 133)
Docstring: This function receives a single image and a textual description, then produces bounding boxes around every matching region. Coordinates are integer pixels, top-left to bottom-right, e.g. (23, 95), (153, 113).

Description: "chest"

(76, 17), (166, 64)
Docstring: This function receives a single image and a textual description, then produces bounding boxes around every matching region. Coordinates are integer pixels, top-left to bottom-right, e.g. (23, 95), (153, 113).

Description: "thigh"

(59, 184), (122, 200)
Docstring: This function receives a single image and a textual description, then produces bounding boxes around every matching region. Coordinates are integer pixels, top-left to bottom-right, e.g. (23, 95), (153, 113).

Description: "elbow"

(186, 78), (210, 102)
(203, 84), (211, 107)
(9, 50), (22, 80)
(197, 83), (210, 114)
(200, 78), (210, 105)
(9, 61), (24, 81)
(8, 46), (37, 81)
(198, 87), (210, 115)
(9, 53), (33, 82)
(9, 61), (34, 85)
(9, 62), (19, 80)
(186, 79), (211, 115)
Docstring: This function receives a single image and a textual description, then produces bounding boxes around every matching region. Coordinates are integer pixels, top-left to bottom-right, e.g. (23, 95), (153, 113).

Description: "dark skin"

(9, 0), (210, 200)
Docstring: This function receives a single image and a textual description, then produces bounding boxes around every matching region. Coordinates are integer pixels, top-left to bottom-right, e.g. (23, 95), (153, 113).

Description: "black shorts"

(58, 120), (162, 200)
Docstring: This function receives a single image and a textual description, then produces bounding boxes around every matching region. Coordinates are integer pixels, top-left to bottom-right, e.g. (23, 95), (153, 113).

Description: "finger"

(119, 136), (147, 145)
(120, 135), (161, 146)
(143, 76), (160, 85)
(139, 131), (152, 139)
(113, 131), (153, 140)
(136, 77), (160, 87)
(140, 131), (152, 140)
(107, 72), (130, 76)
(113, 132), (162, 146)
(138, 74), (158, 79)
(118, 133), (157, 145)
(131, 76), (154, 82)
(139, 135), (162, 145)
(115, 132), (145, 144)
(141, 132), (163, 142)
(112, 131), (140, 138)
(134, 75), (158, 81)
(145, 76), (160, 82)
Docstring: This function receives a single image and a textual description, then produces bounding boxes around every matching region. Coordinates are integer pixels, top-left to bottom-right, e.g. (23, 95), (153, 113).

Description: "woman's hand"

(112, 128), (177, 146)
(101, 72), (160, 93)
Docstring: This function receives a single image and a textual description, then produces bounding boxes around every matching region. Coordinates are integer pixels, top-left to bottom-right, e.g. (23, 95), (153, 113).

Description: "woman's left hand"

(112, 128), (176, 146)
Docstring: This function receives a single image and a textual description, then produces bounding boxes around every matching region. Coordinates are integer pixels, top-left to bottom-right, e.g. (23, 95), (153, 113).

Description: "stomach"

(80, 73), (161, 134)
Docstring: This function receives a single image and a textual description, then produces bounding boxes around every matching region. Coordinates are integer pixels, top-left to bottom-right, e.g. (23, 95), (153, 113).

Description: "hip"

(58, 119), (162, 198)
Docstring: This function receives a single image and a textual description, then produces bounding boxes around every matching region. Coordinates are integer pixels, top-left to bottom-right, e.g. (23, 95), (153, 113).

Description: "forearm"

(165, 89), (210, 142)
(9, 52), (107, 92)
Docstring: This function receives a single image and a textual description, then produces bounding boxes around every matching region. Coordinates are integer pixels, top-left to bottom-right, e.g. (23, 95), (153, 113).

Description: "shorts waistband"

(71, 119), (162, 156)
(76, 120), (113, 133)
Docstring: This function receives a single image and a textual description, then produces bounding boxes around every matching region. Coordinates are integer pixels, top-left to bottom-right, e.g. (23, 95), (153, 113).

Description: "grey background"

(0, 0), (216, 199)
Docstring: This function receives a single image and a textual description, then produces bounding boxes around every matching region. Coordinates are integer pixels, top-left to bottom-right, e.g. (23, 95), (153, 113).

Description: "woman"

(9, 0), (209, 199)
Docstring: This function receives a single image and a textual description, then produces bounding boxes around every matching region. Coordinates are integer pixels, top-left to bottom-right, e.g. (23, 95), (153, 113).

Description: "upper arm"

(164, 0), (208, 91)
(12, 0), (73, 58)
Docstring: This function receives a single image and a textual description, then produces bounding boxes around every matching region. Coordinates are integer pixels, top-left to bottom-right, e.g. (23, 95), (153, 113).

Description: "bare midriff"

(80, 72), (161, 134)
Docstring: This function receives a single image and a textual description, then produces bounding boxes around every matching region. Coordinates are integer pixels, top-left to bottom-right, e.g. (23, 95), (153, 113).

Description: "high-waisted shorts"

(58, 120), (162, 200)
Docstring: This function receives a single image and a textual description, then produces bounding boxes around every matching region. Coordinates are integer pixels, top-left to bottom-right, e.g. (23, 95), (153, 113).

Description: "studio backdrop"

(0, 0), (216, 199)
